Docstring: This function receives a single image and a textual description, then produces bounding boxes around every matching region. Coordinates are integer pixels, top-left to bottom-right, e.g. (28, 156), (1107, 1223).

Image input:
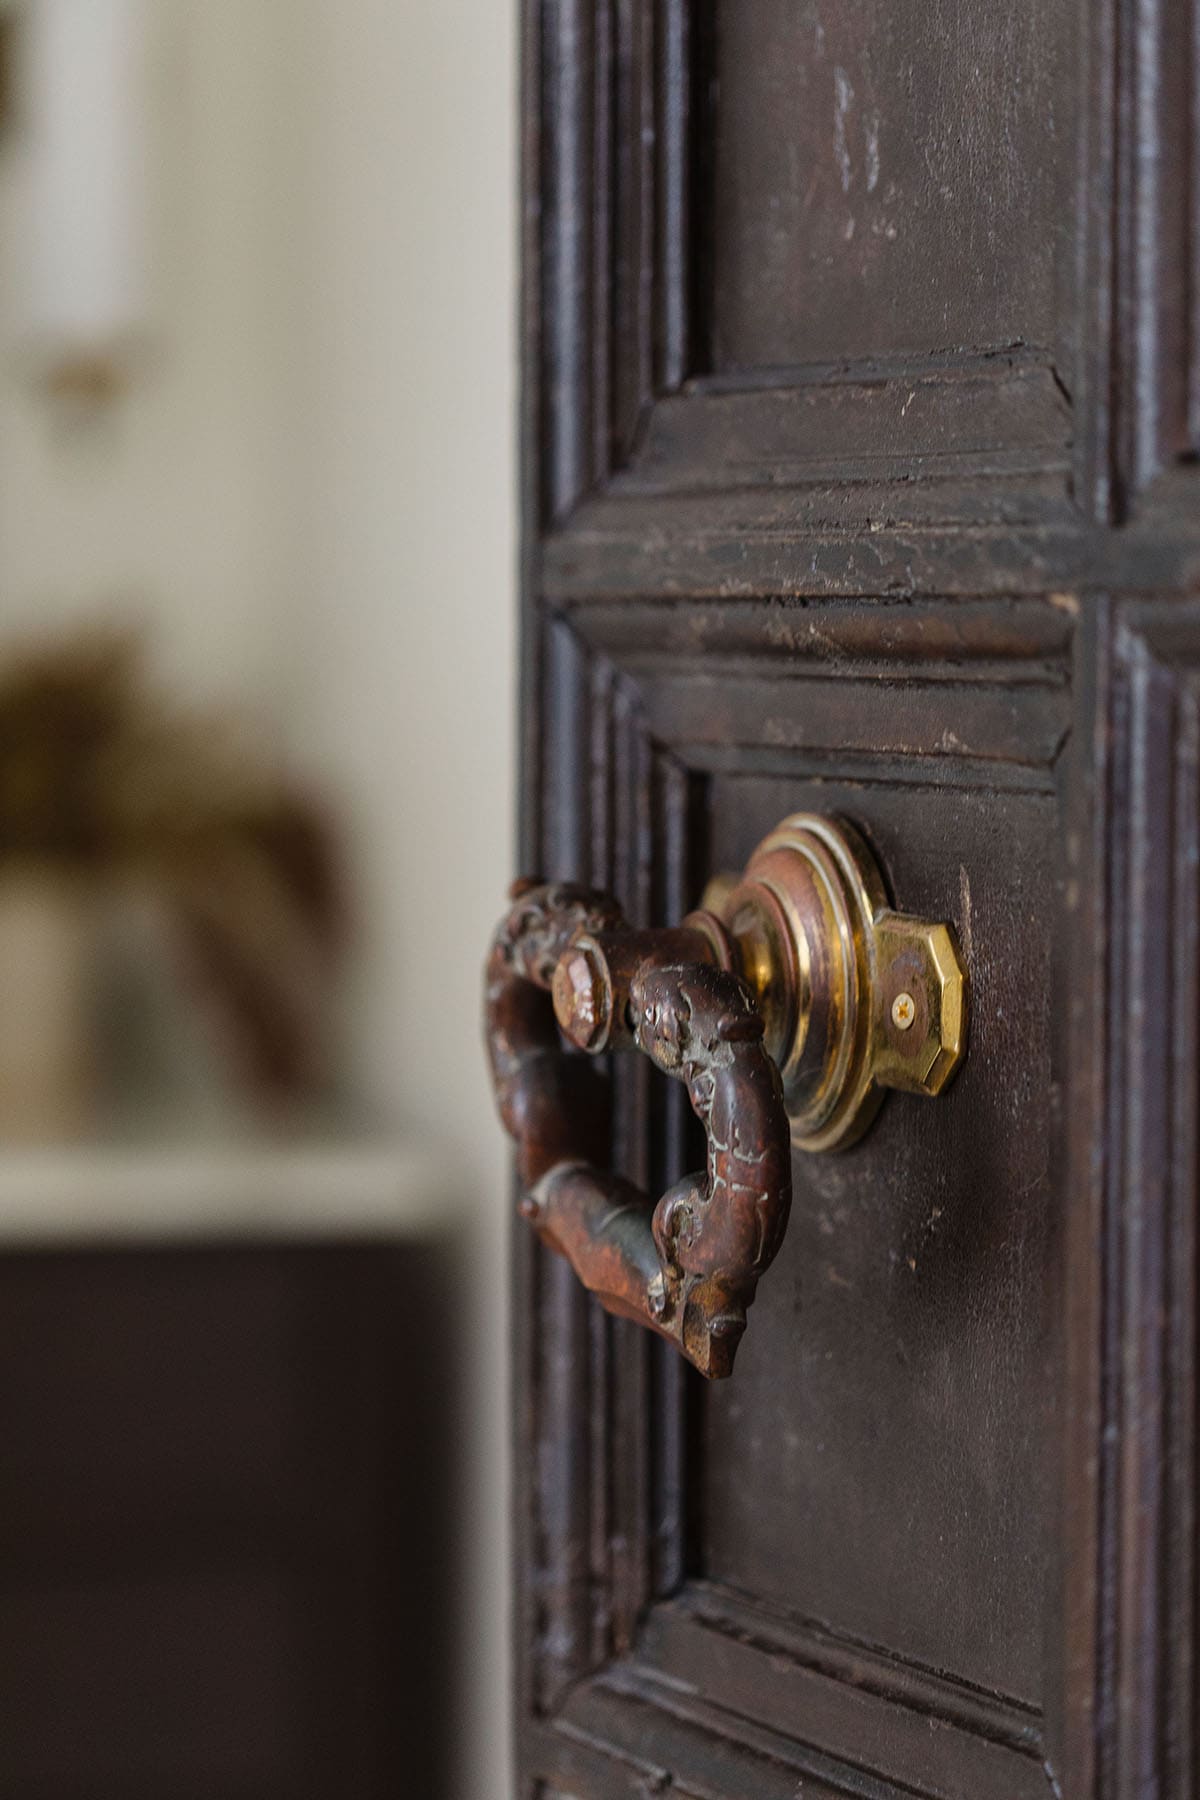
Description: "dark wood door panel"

(535, 1640), (1048, 1800)
(705, 0), (1075, 372)
(516, 606), (1072, 1799)
(531, 0), (1092, 586)
(699, 774), (1055, 1705)
(530, 0), (1200, 609)
(518, 0), (1200, 1790)
(636, 1585), (1046, 1800)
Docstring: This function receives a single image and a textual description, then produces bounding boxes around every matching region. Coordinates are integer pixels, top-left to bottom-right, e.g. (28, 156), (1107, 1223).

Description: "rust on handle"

(485, 881), (625, 1189)
(485, 883), (792, 1379)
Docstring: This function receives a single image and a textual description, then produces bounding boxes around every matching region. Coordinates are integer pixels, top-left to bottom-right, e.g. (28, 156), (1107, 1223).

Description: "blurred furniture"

(0, 1142), (454, 1800)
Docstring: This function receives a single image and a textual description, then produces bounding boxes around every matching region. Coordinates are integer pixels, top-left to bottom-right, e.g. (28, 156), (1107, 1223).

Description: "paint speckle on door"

(833, 66), (855, 192)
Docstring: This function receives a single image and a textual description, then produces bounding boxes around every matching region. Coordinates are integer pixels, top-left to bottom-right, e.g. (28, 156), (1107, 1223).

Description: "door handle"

(485, 814), (968, 1378)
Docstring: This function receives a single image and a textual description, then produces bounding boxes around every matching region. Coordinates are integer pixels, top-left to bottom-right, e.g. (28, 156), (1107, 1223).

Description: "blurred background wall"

(0, 0), (516, 1793)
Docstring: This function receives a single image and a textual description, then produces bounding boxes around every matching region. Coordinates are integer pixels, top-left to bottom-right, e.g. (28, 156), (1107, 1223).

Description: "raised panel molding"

(519, 1), (1200, 1795)
(517, 617), (695, 1721)
(529, 0), (1200, 606)
(1113, 0), (1200, 498)
(533, 0), (1080, 540)
(1093, 606), (1200, 1800)
(629, 1583), (1048, 1800)
(519, 600), (1200, 1800)
(517, 594), (1200, 1800)
(568, 594), (1075, 783)
(616, 353), (1073, 500)
(517, 604), (1074, 1799)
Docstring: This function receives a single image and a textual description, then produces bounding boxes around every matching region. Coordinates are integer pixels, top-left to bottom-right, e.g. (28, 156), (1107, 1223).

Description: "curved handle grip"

(486, 882), (791, 1378)
(487, 815), (968, 1380)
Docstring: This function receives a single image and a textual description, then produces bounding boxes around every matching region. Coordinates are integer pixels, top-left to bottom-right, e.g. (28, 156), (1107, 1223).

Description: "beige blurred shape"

(0, 866), (93, 1139)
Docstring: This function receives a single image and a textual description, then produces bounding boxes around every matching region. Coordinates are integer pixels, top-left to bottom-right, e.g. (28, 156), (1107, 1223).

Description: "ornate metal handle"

(485, 814), (968, 1379)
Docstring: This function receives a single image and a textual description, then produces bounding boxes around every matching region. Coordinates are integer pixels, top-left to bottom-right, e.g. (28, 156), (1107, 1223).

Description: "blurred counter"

(0, 1137), (451, 1246)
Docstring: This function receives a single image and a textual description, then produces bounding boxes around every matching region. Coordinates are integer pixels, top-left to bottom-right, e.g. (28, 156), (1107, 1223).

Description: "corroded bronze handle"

(486, 815), (969, 1380)
(486, 881), (791, 1377)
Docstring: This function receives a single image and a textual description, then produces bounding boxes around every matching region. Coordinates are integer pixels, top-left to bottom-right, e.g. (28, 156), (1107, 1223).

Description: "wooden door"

(512, 2), (1199, 1796)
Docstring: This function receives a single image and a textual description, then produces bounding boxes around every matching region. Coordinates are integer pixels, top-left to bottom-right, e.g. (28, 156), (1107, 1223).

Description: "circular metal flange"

(696, 813), (967, 1153)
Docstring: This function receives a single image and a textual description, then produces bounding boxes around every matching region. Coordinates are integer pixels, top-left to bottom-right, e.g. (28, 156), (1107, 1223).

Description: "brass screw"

(891, 992), (916, 1032)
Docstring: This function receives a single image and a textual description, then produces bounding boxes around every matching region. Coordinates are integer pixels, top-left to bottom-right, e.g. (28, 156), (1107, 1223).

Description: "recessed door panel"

(706, 0), (1075, 370)
(701, 773), (1054, 1704)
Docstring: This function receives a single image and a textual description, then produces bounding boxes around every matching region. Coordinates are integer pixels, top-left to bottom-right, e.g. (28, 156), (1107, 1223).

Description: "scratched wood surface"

(515, 0), (1200, 1795)
(706, 0), (1074, 370)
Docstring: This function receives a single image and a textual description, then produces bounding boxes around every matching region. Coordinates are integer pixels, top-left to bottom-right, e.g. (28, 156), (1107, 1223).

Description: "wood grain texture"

(1095, 607), (1199, 1800)
(514, 608), (1071, 1795)
(704, 0), (1074, 372)
(700, 773), (1055, 1703)
(514, 0), (1200, 1795)
(1114, 0), (1200, 492)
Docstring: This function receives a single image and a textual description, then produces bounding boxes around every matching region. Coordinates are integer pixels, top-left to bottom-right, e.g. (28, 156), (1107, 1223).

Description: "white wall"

(283, 5), (517, 1795)
(0, 2), (517, 1792)
(0, 0), (299, 710)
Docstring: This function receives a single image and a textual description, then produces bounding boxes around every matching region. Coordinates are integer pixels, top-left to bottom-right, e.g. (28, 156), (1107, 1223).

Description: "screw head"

(891, 991), (916, 1031)
(873, 916), (968, 1098)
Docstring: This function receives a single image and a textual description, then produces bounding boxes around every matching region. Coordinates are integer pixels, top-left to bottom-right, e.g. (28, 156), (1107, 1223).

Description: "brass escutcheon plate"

(692, 814), (968, 1152)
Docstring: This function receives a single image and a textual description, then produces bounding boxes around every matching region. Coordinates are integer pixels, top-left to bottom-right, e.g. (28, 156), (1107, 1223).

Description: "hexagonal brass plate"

(699, 814), (968, 1152)
(871, 913), (967, 1098)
